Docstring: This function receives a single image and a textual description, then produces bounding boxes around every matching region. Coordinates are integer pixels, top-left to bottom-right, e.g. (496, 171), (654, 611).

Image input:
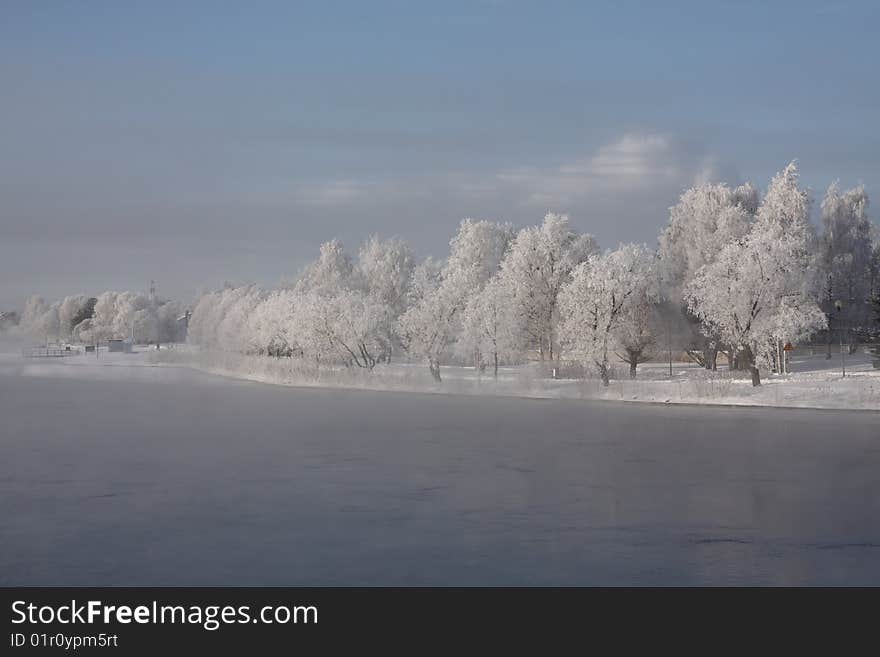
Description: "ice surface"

(2, 356), (879, 585)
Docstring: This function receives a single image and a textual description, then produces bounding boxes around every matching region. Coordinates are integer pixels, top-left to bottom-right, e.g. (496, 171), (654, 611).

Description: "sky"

(2, 0), (879, 308)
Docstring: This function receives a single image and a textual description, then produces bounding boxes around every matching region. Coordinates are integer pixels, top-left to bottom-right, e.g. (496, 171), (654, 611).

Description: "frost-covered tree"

(500, 213), (599, 362)
(443, 219), (514, 297)
(292, 237), (407, 367)
(658, 182), (757, 369)
(397, 256), (448, 379)
(458, 276), (521, 377)
(406, 256), (443, 307)
(614, 290), (659, 378)
(90, 291), (148, 341)
(191, 238), (409, 369)
(90, 292), (119, 341)
(293, 239), (354, 296)
(399, 219), (512, 380)
(356, 235), (416, 361)
(188, 285), (265, 353)
(20, 296), (59, 340)
(818, 183), (873, 354)
(685, 162), (825, 386)
(660, 183), (757, 290)
(249, 290), (298, 357)
(21, 290), (178, 345)
(292, 290), (385, 369)
(57, 295), (93, 339)
(559, 244), (659, 385)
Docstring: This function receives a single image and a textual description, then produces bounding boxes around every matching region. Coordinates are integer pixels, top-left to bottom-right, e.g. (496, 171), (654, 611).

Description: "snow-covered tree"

(292, 237), (409, 367)
(249, 290), (298, 357)
(20, 295), (59, 340)
(397, 285), (454, 381)
(458, 276), (521, 377)
(356, 235), (416, 360)
(658, 182), (757, 368)
(659, 183), (757, 291)
(443, 218), (514, 298)
(153, 299), (184, 345)
(500, 213), (599, 362)
(90, 291), (147, 341)
(293, 239), (354, 296)
(559, 244), (659, 385)
(613, 290), (659, 378)
(57, 295), (93, 339)
(188, 285), (265, 353)
(292, 289), (385, 369)
(19, 289), (180, 346)
(399, 220), (513, 380)
(685, 162), (825, 386)
(397, 257), (445, 379)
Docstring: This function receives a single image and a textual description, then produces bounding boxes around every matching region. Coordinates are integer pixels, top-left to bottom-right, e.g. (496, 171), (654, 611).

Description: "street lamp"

(835, 299), (846, 377)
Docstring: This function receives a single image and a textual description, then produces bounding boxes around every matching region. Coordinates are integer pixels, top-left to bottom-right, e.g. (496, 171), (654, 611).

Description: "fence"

(22, 346), (77, 358)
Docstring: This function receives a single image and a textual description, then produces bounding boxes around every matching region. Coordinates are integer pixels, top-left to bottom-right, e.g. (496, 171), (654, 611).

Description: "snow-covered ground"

(3, 340), (877, 410)
(134, 344), (880, 411)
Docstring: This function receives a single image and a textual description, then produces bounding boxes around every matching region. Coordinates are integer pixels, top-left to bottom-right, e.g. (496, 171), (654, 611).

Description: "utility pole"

(149, 279), (160, 350)
(836, 300), (846, 377)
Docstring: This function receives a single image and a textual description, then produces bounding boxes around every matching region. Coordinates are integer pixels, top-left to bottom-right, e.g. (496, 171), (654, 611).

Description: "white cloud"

(281, 133), (728, 211)
(585, 134), (680, 179)
(493, 133), (722, 208)
(294, 180), (371, 206)
(246, 132), (738, 247)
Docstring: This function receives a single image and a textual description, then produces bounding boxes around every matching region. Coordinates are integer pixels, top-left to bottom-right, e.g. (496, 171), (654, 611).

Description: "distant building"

(107, 338), (133, 353)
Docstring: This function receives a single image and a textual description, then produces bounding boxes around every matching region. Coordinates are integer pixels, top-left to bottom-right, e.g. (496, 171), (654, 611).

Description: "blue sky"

(2, 0), (879, 306)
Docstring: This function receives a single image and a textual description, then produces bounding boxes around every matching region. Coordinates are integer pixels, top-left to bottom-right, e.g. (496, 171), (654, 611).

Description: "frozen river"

(2, 359), (879, 585)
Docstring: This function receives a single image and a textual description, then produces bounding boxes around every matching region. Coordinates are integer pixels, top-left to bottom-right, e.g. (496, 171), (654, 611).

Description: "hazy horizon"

(3, 0), (879, 308)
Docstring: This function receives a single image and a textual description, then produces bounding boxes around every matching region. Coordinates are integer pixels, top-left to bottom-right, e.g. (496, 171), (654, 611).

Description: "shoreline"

(149, 352), (880, 414)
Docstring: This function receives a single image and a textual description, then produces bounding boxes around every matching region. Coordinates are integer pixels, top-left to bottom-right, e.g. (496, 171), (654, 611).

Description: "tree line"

(10, 161), (880, 386)
(13, 291), (184, 346)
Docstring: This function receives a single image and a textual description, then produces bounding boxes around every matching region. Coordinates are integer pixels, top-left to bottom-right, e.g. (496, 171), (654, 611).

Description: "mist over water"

(2, 362), (878, 585)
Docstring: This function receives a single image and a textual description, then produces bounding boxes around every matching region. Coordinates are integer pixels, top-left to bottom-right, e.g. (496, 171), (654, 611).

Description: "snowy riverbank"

(4, 342), (878, 411)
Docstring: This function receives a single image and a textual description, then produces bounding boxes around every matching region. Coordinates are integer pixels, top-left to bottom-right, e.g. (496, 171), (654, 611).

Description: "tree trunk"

(625, 347), (641, 378)
(703, 343), (718, 371)
(740, 345), (760, 386)
(597, 362), (610, 387)
(493, 352), (499, 379)
(750, 365), (761, 387)
(428, 358), (441, 382)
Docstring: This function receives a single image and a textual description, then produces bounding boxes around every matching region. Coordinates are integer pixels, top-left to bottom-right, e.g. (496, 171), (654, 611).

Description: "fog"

(2, 359), (878, 585)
